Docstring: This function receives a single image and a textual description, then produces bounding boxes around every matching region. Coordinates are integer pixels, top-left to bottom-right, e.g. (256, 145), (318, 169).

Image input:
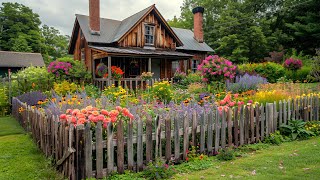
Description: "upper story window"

(145, 25), (155, 45)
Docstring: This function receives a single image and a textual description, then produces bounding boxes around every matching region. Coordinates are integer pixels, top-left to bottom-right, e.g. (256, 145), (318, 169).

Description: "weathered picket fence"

(12, 95), (320, 179)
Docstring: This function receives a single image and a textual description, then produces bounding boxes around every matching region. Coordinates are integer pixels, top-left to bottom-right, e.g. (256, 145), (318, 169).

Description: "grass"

(0, 116), (63, 180)
(174, 137), (320, 180)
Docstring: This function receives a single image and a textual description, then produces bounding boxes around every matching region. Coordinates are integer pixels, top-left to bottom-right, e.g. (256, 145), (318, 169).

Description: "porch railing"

(93, 78), (174, 90)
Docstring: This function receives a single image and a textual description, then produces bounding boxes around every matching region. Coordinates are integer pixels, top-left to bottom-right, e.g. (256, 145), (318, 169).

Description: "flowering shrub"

(305, 121), (320, 136)
(59, 106), (134, 128)
(284, 58), (303, 71)
(188, 82), (206, 94)
(143, 159), (175, 180)
(47, 61), (72, 77)
(141, 72), (154, 80)
(104, 66), (124, 80)
(197, 55), (236, 82)
(227, 74), (268, 93)
(151, 81), (173, 103)
(95, 63), (108, 77)
(54, 81), (78, 95)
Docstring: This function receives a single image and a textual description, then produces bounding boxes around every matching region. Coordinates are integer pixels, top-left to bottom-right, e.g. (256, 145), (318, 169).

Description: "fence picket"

(117, 119), (124, 174)
(273, 102), (278, 131)
(107, 123), (114, 174)
(137, 116), (143, 171)
(127, 120), (134, 171)
(174, 113), (180, 162)
(146, 115), (153, 163)
(239, 106), (244, 146)
(227, 108), (233, 147)
(255, 104), (260, 142)
(96, 122), (103, 178)
(221, 111), (226, 148)
(250, 105), (255, 143)
(207, 109), (214, 153)
(200, 112), (206, 153)
(165, 114), (172, 162)
(84, 123), (92, 178)
(233, 107), (239, 147)
(183, 112), (189, 160)
(283, 100), (287, 125)
(192, 111), (197, 147)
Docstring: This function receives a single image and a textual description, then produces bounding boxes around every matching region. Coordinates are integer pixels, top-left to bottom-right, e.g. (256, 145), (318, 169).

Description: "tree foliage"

(0, 2), (69, 64)
(169, 0), (319, 63)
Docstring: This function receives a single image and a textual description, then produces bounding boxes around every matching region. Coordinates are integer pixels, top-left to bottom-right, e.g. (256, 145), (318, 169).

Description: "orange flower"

(92, 111), (100, 116)
(81, 109), (87, 114)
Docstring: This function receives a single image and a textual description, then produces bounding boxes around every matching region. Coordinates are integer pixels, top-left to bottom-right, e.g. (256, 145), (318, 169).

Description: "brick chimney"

(89, 0), (100, 35)
(192, 7), (204, 43)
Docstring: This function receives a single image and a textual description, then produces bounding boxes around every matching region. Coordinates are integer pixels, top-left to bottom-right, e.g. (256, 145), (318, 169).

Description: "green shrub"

(0, 87), (9, 115)
(280, 119), (315, 140)
(239, 62), (285, 83)
(264, 131), (285, 145)
(143, 159), (175, 180)
(12, 66), (54, 96)
(216, 147), (235, 161)
(305, 121), (320, 136)
(83, 84), (101, 98)
(285, 66), (312, 82)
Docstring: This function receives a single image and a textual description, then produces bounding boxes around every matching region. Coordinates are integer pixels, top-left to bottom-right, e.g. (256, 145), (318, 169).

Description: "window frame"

(144, 24), (155, 46)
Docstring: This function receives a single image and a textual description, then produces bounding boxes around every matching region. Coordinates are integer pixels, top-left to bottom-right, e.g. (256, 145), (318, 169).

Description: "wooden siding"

(119, 12), (176, 49)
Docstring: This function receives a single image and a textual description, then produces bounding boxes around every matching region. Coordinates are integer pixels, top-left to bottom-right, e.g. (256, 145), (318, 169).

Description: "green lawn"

(174, 137), (320, 180)
(0, 116), (63, 180)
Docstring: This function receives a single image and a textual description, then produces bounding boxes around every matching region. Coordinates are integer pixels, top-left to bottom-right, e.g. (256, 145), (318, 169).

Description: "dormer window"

(145, 25), (155, 45)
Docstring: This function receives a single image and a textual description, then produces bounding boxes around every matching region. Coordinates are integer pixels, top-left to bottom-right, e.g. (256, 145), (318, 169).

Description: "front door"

(151, 59), (161, 79)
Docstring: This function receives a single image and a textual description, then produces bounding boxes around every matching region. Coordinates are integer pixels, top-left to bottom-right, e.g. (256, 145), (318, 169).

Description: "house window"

(81, 49), (85, 63)
(172, 61), (179, 74)
(145, 25), (155, 45)
(191, 60), (199, 73)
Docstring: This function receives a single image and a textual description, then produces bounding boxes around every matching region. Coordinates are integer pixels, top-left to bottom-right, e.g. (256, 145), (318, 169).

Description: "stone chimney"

(192, 7), (204, 43)
(89, 0), (100, 35)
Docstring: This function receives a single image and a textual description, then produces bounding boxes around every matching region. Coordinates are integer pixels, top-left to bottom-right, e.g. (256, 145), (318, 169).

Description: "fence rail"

(12, 95), (320, 179)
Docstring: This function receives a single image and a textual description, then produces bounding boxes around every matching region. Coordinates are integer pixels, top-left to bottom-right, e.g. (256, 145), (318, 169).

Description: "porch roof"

(90, 46), (193, 58)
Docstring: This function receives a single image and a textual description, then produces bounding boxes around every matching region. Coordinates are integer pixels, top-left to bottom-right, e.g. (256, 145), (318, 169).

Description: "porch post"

(108, 56), (112, 86)
(148, 58), (152, 72)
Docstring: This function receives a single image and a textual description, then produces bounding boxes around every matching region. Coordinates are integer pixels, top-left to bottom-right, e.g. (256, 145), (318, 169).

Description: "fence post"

(267, 103), (273, 135)
(183, 112), (189, 160)
(96, 122), (103, 178)
(76, 125), (85, 180)
(174, 113), (180, 163)
(117, 119), (124, 174)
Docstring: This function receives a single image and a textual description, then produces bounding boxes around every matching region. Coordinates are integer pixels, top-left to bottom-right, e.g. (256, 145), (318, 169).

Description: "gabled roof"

(112, 5), (153, 42)
(69, 4), (214, 54)
(172, 28), (214, 52)
(0, 51), (45, 67)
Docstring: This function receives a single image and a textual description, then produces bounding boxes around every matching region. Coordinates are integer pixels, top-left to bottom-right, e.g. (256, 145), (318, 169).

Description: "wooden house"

(68, 0), (213, 86)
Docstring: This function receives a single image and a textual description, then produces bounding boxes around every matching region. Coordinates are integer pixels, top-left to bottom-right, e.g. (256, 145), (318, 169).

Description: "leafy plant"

(82, 84), (101, 98)
(0, 87), (9, 115)
(143, 159), (175, 180)
(216, 147), (236, 161)
(264, 131), (285, 145)
(305, 121), (320, 136)
(280, 119), (315, 140)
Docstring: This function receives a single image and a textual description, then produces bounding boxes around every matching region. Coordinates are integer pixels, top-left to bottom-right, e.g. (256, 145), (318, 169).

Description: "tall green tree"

(41, 25), (70, 63)
(0, 2), (42, 52)
(11, 34), (32, 52)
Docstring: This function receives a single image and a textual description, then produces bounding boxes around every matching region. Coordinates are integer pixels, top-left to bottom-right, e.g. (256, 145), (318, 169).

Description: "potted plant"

(141, 72), (154, 81)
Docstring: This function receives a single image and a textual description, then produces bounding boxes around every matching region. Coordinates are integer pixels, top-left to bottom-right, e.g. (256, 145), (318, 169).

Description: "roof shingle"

(0, 51), (45, 67)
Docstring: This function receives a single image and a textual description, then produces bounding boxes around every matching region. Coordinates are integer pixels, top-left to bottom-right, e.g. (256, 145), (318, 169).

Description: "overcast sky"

(0, 0), (184, 35)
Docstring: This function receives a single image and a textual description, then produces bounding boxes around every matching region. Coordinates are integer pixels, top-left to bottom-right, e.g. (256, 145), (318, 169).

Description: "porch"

(90, 46), (193, 89)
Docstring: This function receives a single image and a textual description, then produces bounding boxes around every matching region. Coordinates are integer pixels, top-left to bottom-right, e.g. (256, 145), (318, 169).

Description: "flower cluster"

(59, 106), (134, 128)
(173, 68), (187, 79)
(227, 74), (268, 93)
(284, 58), (303, 71)
(216, 93), (244, 113)
(104, 66), (124, 80)
(47, 61), (72, 77)
(102, 85), (127, 102)
(151, 81), (173, 103)
(197, 55), (237, 82)
(95, 63), (108, 77)
(141, 72), (154, 80)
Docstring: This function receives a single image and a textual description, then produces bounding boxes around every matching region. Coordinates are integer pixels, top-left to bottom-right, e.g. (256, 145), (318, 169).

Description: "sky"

(0, 0), (184, 35)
